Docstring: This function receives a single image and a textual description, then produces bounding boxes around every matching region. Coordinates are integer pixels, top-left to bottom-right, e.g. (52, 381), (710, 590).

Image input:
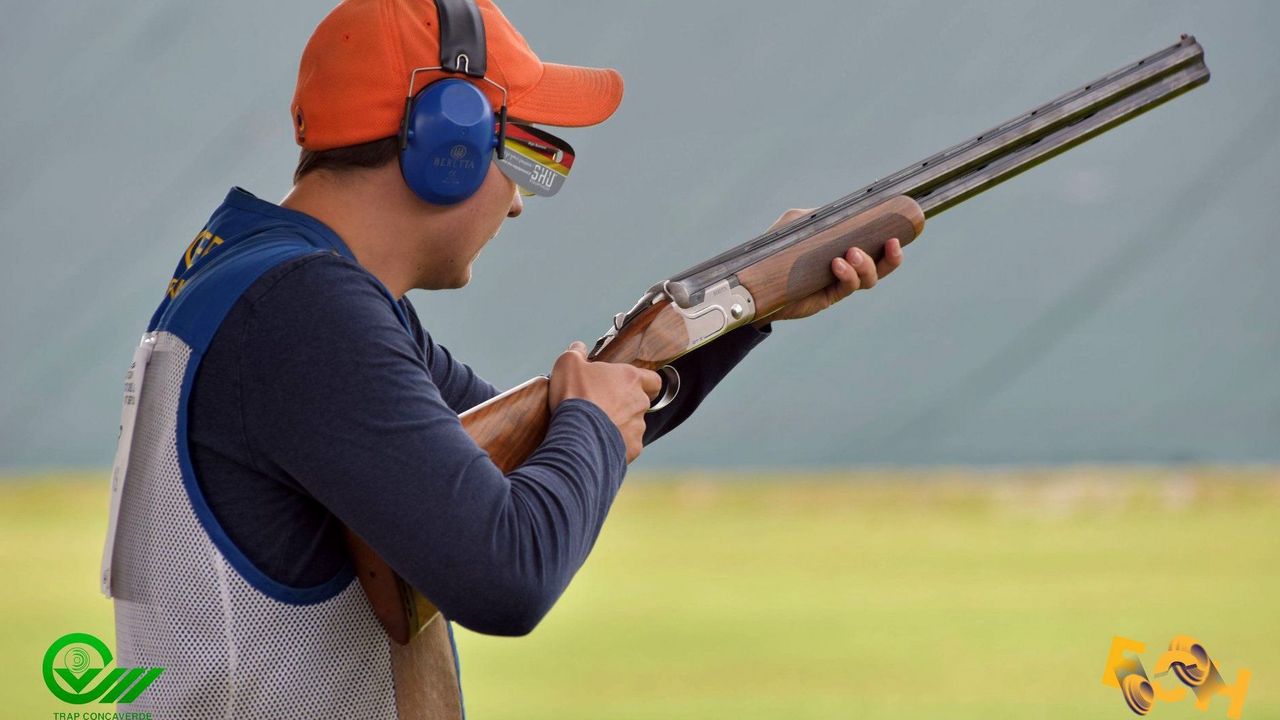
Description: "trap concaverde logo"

(42, 633), (163, 704)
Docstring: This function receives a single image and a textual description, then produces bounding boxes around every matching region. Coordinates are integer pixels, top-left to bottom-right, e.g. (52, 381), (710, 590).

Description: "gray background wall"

(2, 1), (1276, 470)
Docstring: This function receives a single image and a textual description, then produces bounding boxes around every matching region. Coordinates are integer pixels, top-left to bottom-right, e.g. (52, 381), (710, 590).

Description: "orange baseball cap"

(292, 0), (624, 150)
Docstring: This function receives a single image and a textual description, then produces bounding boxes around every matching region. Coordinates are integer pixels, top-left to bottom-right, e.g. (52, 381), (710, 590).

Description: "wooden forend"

(738, 195), (925, 312)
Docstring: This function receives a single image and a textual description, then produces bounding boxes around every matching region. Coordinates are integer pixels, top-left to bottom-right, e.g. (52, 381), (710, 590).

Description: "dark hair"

(294, 136), (400, 183)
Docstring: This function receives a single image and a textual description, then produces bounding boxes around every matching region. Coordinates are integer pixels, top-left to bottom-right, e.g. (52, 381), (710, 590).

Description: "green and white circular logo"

(42, 632), (163, 705)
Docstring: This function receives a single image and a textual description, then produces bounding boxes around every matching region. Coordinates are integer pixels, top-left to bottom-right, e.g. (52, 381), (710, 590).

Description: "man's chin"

(419, 268), (470, 291)
(448, 267), (472, 289)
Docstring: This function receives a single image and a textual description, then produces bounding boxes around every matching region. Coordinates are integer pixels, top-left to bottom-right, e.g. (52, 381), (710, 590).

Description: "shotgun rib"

(659, 35), (1209, 310)
(350, 36), (1210, 644)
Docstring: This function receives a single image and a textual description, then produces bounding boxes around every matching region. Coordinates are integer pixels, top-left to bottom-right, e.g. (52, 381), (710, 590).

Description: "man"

(101, 0), (903, 717)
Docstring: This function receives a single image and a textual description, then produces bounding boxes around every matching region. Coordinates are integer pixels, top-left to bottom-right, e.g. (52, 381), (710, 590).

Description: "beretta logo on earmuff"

(433, 144), (476, 171)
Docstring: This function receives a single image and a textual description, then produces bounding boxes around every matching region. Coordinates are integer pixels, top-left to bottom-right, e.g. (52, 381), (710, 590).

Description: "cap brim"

(508, 63), (624, 127)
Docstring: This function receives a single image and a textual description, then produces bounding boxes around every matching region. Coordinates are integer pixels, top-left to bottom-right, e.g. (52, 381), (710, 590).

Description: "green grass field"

(3, 469), (1277, 719)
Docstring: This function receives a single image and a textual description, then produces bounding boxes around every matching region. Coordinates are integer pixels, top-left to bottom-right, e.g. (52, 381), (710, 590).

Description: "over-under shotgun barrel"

(661, 35), (1209, 308)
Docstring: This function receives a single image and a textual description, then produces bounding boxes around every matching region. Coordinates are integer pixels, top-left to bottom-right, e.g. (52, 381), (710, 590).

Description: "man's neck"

(281, 169), (432, 299)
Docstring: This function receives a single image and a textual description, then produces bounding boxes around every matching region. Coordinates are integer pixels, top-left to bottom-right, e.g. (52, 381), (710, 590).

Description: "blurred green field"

(3, 469), (1277, 719)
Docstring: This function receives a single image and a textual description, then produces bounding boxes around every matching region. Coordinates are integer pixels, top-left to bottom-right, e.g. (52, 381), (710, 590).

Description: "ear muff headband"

(435, 0), (486, 76)
(399, 0), (507, 205)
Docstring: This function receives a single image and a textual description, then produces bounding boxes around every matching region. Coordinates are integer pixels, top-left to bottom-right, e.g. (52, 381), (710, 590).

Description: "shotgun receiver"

(349, 36), (1210, 644)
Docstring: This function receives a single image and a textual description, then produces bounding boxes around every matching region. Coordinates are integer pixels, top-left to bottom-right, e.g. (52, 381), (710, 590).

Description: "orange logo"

(1102, 636), (1251, 719)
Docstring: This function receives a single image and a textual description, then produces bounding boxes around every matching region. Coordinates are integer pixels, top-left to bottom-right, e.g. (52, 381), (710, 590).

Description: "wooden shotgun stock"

(345, 376), (553, 643)
(349, 35), (1209, 645)
(348, 196), (925, 644)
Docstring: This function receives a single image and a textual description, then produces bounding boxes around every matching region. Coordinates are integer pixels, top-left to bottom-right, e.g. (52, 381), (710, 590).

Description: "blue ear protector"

(398, 0), (508, 205)
(399, 79), (498, 205)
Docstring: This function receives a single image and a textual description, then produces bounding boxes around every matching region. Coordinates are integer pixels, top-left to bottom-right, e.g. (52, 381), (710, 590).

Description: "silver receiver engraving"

(665, 278), (756, 350)
(589, 279), (756, 360)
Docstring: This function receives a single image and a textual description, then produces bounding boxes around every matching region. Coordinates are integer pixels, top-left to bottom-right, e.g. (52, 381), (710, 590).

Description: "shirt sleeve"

(237, 255), (627, 636)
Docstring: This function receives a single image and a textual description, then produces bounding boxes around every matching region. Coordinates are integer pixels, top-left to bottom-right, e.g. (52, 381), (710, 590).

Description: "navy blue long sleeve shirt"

(188, 232), (768, 636)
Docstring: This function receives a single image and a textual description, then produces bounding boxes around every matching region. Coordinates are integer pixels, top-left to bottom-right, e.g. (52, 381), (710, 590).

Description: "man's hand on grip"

(549, 341), (661, 463)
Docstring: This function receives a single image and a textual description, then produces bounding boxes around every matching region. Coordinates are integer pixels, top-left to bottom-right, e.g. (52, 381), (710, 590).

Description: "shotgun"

(348, 35), (1210, 644)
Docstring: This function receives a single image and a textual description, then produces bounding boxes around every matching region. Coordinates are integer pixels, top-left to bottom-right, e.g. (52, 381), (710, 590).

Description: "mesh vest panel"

(110, 332), (399, 718)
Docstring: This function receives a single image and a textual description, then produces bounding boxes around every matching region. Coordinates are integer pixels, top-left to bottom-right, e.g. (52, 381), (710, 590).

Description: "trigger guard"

(647, 365), (680, 413)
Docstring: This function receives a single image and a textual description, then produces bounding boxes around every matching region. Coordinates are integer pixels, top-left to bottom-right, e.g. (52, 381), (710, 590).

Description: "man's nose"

(508, 188), (524, 218)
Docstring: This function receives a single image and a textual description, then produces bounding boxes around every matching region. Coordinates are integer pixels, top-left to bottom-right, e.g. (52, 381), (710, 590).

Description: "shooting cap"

(292, 0), (624, 150)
